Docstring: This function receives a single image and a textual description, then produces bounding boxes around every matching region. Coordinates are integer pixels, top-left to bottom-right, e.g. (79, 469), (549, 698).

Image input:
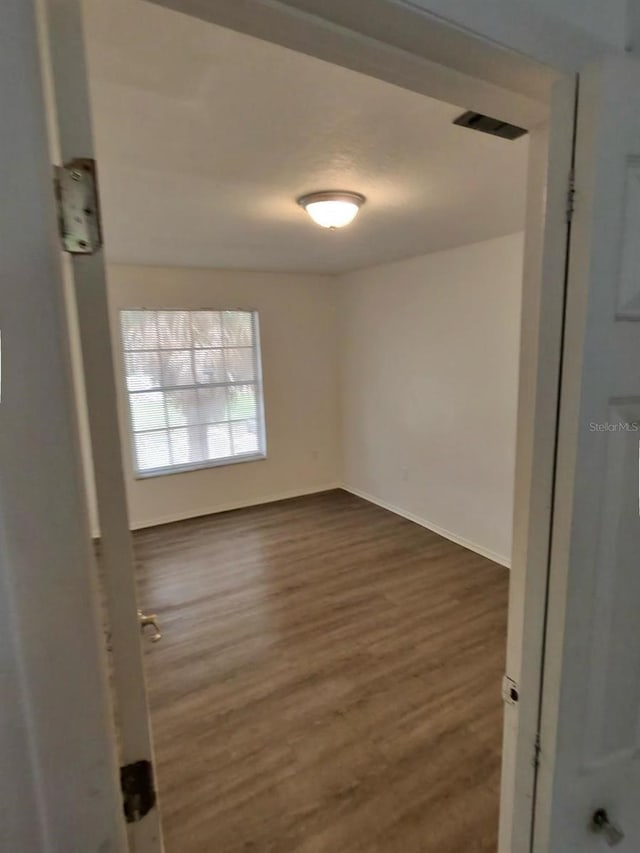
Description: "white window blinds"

(119, 309), (266, 477)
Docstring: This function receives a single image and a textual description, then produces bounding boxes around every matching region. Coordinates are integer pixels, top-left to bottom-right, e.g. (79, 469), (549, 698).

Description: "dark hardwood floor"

(133, 489), (508, 852)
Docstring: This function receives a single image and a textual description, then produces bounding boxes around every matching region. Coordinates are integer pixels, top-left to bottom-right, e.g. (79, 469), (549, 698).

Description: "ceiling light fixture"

(297, 191), (366, 229)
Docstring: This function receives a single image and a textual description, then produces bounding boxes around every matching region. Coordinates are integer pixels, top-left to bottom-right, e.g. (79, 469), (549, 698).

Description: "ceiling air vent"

(453, 111), (527, 140)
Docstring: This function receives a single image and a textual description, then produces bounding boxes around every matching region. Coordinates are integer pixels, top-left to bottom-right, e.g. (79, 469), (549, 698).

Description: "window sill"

(133, 452), (267, 480)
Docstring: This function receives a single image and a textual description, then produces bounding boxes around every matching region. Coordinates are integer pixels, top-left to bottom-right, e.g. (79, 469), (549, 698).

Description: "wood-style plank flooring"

(133, 489), (508, 852)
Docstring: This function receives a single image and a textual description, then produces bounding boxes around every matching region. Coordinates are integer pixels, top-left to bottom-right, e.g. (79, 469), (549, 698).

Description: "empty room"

(73, 0), (527, 849)
(11, 0), (640, 850)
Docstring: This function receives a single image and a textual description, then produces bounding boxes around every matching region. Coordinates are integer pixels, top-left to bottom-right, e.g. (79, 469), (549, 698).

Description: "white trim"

(134, 450), (267, 480)
(128, 482), (342, 530)
(342, 484), (512, 568)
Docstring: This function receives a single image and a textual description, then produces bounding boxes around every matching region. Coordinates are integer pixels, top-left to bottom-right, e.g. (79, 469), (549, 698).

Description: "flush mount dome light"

(297, 191), (366, 229)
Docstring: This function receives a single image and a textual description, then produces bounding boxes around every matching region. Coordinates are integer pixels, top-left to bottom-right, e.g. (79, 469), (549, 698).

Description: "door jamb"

(499, 74), (579, 853)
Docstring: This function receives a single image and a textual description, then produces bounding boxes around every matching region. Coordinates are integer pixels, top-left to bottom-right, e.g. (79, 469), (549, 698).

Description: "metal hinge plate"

(120, 759), (156, 823)
(533, 733), (542, 770)
(566, 165), (576, 223)
(54, 158), (103, 254)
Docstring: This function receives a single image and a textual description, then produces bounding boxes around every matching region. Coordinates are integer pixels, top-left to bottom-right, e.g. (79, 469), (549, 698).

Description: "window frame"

(118, 308), (267, 479)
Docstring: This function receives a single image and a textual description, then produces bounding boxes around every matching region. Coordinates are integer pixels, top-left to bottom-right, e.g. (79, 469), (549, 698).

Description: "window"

(120, 309), (266, 477)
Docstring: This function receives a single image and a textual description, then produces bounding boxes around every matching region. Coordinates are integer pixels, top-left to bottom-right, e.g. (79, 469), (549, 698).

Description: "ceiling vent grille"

(453, 111), (527, 140)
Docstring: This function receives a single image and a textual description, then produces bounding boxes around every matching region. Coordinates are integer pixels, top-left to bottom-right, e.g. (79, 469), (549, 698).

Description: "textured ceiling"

(83, 0), (528, 274)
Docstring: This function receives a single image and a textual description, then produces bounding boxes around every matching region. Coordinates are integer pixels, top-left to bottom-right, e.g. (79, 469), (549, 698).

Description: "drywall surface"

(339, 233), (524, 566)
(536, 0), (627, 46)
(405, 0), (627, 60)
(106, 265), (340, 528)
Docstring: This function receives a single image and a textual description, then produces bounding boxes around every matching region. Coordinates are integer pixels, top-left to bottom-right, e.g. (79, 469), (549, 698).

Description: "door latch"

(120, 759), (156, 823)
(591, 808), (625, 846)
(502, 675), (519, 705)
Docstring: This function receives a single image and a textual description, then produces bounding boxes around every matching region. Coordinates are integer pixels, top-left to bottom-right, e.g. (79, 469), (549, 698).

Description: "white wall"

(536, 0), (627, 46)
(91, 237), (523, 560)
(106, 265), (340, 529)
(405, 0), (629, 62)
(339, 233), (524, 567)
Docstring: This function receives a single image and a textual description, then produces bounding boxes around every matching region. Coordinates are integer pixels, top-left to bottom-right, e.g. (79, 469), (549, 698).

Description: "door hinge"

(533, 733), (542, 770)
(566, 165), (576, 224)
(120, 759), (156, 823)
(54, 158), (103, 254)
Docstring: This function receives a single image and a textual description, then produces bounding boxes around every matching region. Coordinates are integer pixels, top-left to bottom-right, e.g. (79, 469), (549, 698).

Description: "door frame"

(0, 0), (127, 850)
(36, 0), (165, 850)
(499, 75), (578, 853)
(2, 0), (617, 850)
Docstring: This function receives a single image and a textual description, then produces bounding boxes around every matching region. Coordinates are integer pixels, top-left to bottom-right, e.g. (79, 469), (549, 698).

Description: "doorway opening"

(61, 0), (571, 849)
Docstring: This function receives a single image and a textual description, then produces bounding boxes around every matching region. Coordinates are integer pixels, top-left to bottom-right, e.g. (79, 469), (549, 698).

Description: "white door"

(534, 54), (640, 852)
(37, 1), (163, 850)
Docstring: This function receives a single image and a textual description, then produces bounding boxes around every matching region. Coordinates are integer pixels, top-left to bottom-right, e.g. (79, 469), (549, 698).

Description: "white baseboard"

(93, 482), (511, 569)
(129, 483), (342, 531)
(341, 484), (511, 569)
